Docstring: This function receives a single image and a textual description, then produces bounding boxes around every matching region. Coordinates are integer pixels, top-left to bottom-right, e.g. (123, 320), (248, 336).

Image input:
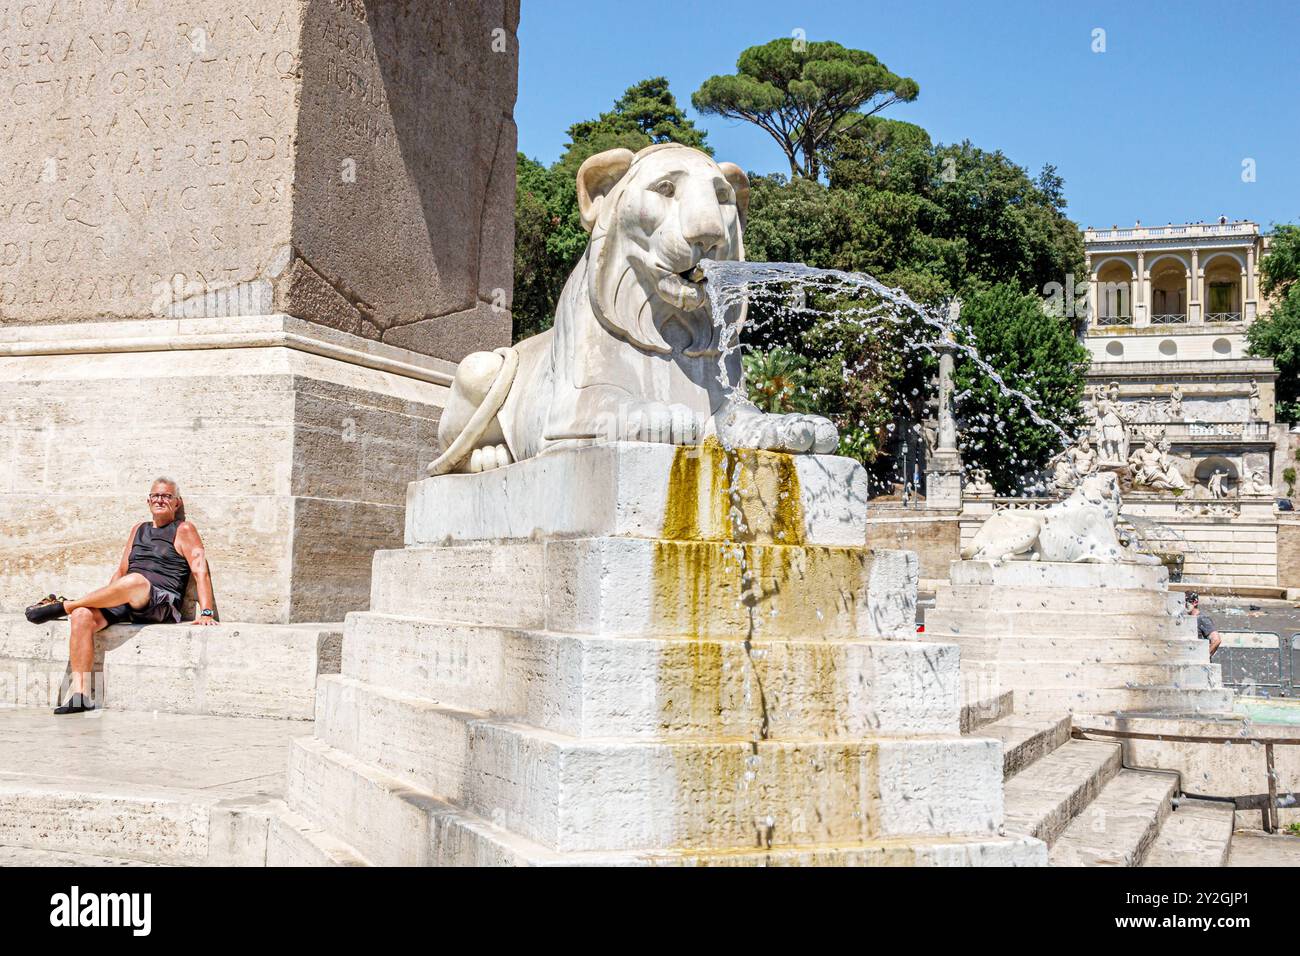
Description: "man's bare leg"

(64, 573), (152, 615)
(67, 606), (108, 697)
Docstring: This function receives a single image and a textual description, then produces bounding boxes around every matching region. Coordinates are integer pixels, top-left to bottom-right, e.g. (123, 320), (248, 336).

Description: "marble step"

(949, 560), (1169, 592)
(926, 608), (1192, 640)
(937, 584), (1182, 615)
(1002, 738), (1123, 845)
(367, 539), (900, 639)
(0, 772), (281, 866)
(1049, 769), (1179, 866)
(1141, 799), (1236, 867)
(0, 844), (166, 866)
(265, 805), (373, 867)
(993, 661), (1222, 690)
(972, 713), (1072, 779)
(340, 612), (961, 740)
(0, 614), (340, 719)
(960, 689), (1014, 733)
(937, 635), (1210, 665)
(304, 675), (1004, 853)
(1011, 685), (1233, 716)
(0, 707), (304, 865)
(284, 736), (1044, 867)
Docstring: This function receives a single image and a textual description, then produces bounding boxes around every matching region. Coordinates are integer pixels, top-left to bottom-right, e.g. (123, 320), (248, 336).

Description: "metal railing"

(1094, 313), (1133, 326)
(1072, 725), (1299, 833)
(1150, 313), (1188, 325)
(1206, 312), (1242, 323)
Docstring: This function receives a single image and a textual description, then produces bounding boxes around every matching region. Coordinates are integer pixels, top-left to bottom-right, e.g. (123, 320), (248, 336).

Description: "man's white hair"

(151, 476), (181, 496)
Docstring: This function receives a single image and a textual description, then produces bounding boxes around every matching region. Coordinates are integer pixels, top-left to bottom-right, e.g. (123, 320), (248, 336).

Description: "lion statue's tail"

(426, 346), (519, 477)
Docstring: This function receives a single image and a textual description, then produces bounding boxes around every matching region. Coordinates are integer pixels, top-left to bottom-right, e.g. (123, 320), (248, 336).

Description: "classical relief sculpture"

(961, 472), (1157, 565)
(1245, 470), (1273, 495)
(1127, 438), (1188, 492)
(1048, 435), (1099, 493)
(1095, 382), (1130, 466)
(967, 467), (995, 496)
(429, 144), (838, 474)
(1207, 468), (1230, 499)
(1156, 439), (1189, 491)
(1168, 383), (1183, 419)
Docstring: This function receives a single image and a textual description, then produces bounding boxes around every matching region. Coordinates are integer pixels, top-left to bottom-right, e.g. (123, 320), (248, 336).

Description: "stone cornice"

(0, 314), (458, 386)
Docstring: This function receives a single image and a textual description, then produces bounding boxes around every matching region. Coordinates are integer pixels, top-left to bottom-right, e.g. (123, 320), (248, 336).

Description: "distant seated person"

(1184, 591), (1221, 658)
(24, 477), (217, 715)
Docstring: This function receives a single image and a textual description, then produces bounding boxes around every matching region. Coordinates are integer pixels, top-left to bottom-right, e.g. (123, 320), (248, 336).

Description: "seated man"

(1185, 591), (1221, 658)
(25, 477), (217, 714)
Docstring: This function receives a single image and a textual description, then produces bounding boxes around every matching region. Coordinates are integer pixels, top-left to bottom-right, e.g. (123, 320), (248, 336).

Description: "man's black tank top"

(127, 521), (190, 597)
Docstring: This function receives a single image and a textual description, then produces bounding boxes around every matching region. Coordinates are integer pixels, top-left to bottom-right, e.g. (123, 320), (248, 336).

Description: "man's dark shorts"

(102, 584), (182, 626)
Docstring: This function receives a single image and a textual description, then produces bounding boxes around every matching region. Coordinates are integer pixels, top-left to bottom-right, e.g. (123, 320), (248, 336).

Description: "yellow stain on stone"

(652, 440), (880, 855)
(660, 439), (805, 546)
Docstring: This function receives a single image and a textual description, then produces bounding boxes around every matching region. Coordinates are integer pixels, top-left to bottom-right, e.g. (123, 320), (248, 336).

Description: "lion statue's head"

(575, 144), (750, 357)
(1073, 470), (1123, 518)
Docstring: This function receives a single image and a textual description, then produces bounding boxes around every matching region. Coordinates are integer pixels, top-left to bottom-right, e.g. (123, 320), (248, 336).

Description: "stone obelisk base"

(273, 442), (1045, 865)
(0, 317), (453, 624)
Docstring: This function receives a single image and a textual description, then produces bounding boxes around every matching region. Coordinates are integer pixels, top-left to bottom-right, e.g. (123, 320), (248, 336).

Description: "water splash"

(700, 259), (1076, 448)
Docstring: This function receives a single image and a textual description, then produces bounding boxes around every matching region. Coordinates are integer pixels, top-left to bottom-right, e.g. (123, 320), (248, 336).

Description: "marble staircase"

(964, 694), (1238, 866)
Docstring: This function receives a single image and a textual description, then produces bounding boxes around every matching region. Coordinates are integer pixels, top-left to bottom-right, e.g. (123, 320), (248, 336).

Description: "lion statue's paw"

(719, 411), (839, 455)
(623, 402), (703, 445)
(466, 444), (512, 473)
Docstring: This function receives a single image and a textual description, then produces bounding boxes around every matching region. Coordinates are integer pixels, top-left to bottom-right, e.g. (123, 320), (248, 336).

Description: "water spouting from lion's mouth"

(699, 258), (1074, 449)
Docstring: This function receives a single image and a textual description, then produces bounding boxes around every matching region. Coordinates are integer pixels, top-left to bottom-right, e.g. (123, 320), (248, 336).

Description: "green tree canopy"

(692, 39), (917, 181)
(1248, 224), (1300, 422)
(1260, 223), (1300, 299)
(950, 285), (1090, 493)
(557, 76), (709, 178)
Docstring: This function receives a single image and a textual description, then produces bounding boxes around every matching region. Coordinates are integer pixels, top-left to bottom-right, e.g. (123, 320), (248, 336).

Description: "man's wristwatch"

(200, 609), (215, 618)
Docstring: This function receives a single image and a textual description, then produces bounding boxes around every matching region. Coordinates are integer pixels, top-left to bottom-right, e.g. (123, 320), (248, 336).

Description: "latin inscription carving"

(0, 0), (298, 322)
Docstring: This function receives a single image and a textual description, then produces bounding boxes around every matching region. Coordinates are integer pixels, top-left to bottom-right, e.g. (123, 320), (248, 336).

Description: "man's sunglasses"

(148, 493), (178, 502)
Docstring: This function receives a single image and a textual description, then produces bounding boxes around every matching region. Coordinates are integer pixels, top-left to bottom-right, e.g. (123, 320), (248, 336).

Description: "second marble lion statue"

(961, 472), (1157, 564)
(430, 143), (839, 475)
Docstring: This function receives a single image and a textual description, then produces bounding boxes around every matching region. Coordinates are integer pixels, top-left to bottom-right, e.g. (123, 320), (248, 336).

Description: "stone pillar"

(1135, 251), (1148, 325)
(926, 304), (964, 509)
(1085, 255), (1096, 325)
(0, 1), (520, 623)
(1189, 248), (1202, 324)
(1242, 269), (1250, 322)
(1245, 245), (1257, 321)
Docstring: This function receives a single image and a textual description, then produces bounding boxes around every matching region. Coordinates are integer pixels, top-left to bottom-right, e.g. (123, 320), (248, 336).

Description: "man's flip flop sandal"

(25, 594), (68, 625)
(53, 692), (94, 715)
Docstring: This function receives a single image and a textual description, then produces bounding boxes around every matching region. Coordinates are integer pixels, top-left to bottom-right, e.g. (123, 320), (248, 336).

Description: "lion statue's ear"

(576, 148), (635, 233)
(719, 162), (750, 223)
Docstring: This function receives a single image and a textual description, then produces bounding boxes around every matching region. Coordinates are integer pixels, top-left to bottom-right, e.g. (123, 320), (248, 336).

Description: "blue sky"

(517, 0), (1299, 230)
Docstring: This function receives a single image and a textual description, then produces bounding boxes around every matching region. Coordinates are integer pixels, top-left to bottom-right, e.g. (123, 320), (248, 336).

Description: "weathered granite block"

(0, 344), (444, 622)
(0, 0), (520, 622)
(0, 0), (518, 362)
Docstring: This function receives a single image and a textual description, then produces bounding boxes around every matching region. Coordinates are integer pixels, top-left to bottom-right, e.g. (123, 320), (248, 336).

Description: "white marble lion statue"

(960, 471), (1157, 564)
(429, 143), (839, 474)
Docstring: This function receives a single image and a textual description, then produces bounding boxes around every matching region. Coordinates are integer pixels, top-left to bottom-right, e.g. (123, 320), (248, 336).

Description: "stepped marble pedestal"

(927, 561), (1233, 717)
(277, 442), (1045, 866)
